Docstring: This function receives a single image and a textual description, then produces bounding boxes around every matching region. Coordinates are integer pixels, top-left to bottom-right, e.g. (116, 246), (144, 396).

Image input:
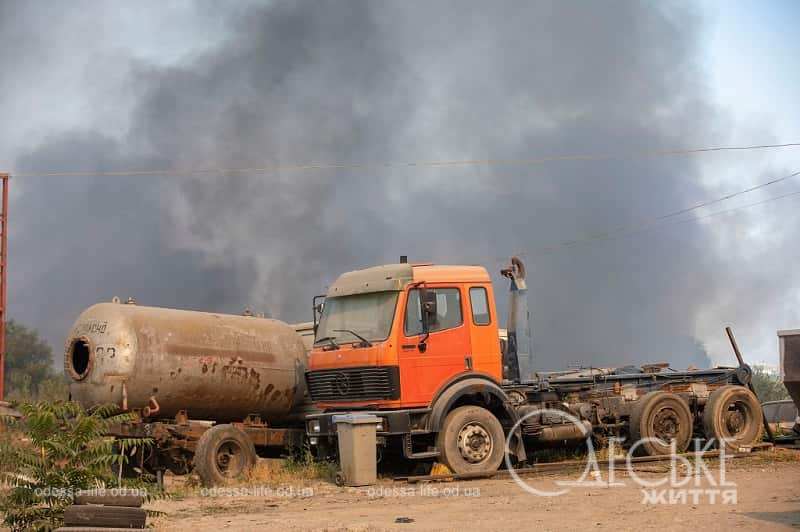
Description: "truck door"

(401, 286), (471, 405)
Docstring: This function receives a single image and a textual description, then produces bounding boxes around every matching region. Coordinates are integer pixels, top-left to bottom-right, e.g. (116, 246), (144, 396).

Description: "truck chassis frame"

(307, 365), (754, 463)
(108, 410), (305, 483)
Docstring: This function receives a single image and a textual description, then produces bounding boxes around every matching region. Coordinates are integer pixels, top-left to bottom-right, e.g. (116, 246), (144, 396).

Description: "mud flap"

(510, 425), (527, 463)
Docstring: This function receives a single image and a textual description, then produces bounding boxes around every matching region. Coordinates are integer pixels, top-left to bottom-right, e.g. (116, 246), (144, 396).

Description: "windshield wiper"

(314, 336), (340, 350)
(333, 329), (373, 347)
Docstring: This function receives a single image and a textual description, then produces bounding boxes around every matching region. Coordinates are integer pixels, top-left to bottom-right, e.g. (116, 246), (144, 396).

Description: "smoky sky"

(5, 1), (797, 370)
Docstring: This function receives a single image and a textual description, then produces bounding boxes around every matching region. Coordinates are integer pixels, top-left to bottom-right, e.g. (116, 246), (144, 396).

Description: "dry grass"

(526, 446), (588, 464)
(735, 446), (800, 465)
(166, 453), (337, 500)
(245, 454), (337, 486)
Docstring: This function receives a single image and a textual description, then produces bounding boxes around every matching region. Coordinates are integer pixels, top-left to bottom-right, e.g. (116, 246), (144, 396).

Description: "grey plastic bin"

(333, 413), (379, 486)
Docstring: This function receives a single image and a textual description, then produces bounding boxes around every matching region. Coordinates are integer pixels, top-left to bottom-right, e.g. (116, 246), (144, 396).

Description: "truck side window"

(469, 287), (490, 325)
(405, 288), (463, 336)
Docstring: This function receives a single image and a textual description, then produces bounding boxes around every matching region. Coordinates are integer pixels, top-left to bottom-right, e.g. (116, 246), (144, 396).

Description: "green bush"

(0, 401), (155, 531)
(751, 365), (790, 403)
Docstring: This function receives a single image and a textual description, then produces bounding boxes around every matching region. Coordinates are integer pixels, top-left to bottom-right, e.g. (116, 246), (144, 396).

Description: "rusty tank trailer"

(65, 300), (310, 423)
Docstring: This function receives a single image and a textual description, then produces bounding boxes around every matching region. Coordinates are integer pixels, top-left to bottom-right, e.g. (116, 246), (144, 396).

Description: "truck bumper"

(305, 408), (429, 438)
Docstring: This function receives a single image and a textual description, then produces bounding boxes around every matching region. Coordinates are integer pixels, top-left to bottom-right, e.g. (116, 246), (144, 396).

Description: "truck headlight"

(309, 419), (321, 433)
(376, 419), (385, 432)
(309, 437), (318, 445)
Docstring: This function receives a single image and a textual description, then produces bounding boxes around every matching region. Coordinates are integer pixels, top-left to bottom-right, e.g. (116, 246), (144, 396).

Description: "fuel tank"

(65, 300), (310, 423)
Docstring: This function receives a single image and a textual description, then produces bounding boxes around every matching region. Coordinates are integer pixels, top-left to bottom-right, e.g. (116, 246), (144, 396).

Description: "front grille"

(306, 366), (400, 402)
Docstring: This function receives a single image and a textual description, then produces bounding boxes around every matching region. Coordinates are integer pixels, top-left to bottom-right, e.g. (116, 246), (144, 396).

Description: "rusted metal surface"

(762, 399), (799, 435)
(0, 173), (8, 400)
(65, 301), (310, 423)
(779, 329), (800, 411)
(235, 424), (304, 448)
(107, 411), (304, 477)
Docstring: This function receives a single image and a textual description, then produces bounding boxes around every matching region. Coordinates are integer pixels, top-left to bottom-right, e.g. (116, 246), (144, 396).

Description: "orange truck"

(305, 257), (765, 474)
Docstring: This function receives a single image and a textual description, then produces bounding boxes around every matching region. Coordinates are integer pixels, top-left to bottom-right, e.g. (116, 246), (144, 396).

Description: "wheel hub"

(652, 408), (681, 444)
(215, 441), (244, 476)
(457, 423), (492, 463)
(725, 404), (746, 435)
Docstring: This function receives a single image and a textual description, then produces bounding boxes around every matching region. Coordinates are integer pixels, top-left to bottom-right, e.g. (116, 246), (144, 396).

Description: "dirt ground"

(150, 450), (800, 531)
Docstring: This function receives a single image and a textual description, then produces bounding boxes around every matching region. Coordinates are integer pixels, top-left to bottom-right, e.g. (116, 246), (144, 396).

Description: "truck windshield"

(315, 291), (399, 345)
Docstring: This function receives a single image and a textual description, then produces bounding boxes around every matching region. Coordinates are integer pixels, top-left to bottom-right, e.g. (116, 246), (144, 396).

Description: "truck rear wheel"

(702, 385), (762, 452)
(194, 424), (257, 486)
(629, 391), (693, 456)
(436, 405), (505, 475)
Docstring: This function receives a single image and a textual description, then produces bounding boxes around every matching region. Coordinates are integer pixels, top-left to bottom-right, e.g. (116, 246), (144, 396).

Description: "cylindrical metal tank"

(64, 301), (309, 423)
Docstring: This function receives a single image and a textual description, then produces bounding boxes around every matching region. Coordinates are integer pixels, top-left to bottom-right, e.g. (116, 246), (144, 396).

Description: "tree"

(0, 401), (155, 531)
(4, 320), (66, 401)
(750, 365), (790, 403)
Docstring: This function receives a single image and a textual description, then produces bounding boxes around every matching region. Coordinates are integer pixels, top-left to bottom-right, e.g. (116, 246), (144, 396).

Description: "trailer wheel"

(165, 450), (194, 476)
(194, 424), (257, 486)
(629, 391), (693, 456)
(110, 442), (145, 479)
(702, 385), (762, 452)
(436, 406), (505, 475)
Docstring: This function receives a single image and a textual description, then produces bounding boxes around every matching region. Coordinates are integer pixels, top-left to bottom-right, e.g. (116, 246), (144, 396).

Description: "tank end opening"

(68, 338), (92, 380)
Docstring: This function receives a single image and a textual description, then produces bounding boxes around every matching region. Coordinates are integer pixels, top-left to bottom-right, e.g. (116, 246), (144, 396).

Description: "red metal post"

(0, 173), (8, 400)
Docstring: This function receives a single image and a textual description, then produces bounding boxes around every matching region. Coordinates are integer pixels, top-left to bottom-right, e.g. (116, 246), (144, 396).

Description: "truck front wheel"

(194, 424), (257, 486)
(436, 405), (505, 475)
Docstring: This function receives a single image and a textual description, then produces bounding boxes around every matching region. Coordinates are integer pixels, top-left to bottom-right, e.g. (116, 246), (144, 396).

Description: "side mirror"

(312, 295), (326, 333)
(420, 289), (438, 332)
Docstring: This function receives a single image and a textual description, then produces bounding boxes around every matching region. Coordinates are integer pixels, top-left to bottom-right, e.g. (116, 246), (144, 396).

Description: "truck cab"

(306, 262), (503, 409)
(305, 260), (529, 474)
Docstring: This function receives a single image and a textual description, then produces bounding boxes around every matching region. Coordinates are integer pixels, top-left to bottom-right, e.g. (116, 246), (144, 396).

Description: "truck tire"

(74, 489), (144, 507)
(55, 526), (147, 532)
(629, 391), (693, 456)
(193, 424), (257, 486)
(702, 385), (763, 452)
(63, 505), (146, 528)
(435, 405), (505, 475)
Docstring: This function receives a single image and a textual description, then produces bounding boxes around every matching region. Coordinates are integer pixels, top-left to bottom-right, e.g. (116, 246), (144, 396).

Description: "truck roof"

(326, 263), (491, 297)
(412, 264), (491, 283)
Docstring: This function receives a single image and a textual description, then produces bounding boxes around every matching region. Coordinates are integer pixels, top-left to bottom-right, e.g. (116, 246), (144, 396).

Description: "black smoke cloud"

(11, 1), (736, 369)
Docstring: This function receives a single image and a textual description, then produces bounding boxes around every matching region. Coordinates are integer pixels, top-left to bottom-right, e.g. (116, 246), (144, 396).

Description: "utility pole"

(0, 173), (8, 400)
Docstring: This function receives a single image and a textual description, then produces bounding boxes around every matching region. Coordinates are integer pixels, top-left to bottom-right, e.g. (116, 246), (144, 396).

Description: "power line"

(487, 187), (800, 268)
(675, 188), (800, 225)
(11, 141), (800, 178)
(521, 169), (800, 259)
(531, 187), (800, 260)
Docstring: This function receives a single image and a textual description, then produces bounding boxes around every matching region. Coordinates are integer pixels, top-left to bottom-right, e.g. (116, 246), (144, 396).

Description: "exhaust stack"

(501, 256), (533, 382)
